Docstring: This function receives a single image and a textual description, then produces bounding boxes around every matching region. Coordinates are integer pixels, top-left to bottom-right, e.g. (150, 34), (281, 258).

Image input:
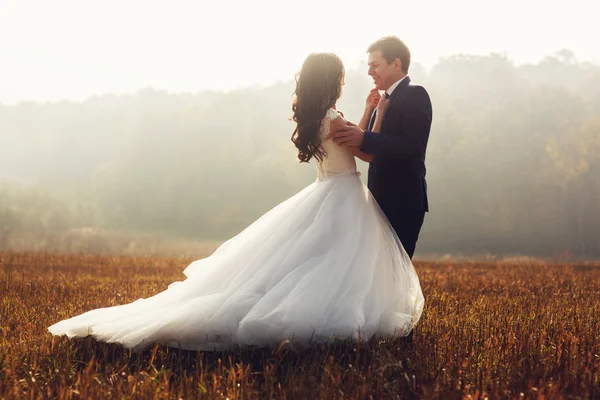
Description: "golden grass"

(1, 251), (598, 399)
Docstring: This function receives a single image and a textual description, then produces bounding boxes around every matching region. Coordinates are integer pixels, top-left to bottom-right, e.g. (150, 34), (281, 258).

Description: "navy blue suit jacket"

(360, 76), (432, 212)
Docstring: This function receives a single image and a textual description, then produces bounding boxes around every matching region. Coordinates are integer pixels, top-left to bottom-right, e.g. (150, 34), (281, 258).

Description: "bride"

(48, 53), (425, 351)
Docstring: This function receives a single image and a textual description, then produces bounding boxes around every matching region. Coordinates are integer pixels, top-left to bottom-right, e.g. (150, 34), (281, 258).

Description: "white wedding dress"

(48, 109), (425, 351)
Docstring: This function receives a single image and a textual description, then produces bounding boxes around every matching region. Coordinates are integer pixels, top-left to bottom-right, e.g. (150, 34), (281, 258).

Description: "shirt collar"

(385, 75), (408, 97)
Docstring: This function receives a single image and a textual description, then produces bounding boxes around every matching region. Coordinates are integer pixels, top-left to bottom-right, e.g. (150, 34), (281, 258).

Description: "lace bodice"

(316, 108), (358, 181)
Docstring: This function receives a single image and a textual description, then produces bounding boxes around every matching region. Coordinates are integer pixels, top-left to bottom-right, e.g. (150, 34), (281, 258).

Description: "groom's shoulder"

(408, 81), (427, 92)
(407, 82), (430, 99)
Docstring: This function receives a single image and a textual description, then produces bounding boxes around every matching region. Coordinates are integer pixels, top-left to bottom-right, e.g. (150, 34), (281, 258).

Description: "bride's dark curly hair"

(291, 53), (345, 163)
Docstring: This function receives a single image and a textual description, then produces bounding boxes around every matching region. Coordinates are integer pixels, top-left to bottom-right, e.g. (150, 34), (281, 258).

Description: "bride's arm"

(371, 113), (384, 133)
(347, 96), (387, 161)
(358, 108), (373, 130)
(358, 89), (380, 130)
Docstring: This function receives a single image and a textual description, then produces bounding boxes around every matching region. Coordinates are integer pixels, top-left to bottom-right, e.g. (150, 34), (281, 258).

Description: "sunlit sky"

(1, 0), (598, 104)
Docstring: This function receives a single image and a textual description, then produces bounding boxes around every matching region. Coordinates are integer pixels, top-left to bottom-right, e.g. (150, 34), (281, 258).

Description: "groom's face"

(368, 50), (399, 91)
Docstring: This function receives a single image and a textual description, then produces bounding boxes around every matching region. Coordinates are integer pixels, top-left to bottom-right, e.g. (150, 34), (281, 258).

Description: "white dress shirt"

(385, 75), (408, 97)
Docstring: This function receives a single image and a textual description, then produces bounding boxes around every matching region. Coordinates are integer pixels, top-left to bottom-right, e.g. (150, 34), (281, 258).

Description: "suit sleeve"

(359, 86), (432, 160)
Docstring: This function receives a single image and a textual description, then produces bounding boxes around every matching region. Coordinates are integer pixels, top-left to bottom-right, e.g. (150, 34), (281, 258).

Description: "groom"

(333, 36), (432, 260)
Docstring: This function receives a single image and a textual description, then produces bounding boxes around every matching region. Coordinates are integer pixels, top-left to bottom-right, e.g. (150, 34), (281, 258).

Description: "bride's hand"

(366, 88), (381, 111)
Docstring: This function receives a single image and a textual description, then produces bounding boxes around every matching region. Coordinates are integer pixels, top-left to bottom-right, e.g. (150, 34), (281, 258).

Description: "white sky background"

(0, 0), (598, 104)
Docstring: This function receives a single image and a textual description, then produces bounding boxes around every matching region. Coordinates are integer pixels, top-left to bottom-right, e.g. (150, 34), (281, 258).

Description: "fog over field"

(1, 0), (599, 258)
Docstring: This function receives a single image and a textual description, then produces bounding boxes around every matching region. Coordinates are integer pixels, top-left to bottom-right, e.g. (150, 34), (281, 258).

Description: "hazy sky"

(1, 0), (598, 104)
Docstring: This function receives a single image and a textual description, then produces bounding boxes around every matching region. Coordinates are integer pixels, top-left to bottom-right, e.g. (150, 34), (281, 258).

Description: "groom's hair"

(367, 36), (411, 73)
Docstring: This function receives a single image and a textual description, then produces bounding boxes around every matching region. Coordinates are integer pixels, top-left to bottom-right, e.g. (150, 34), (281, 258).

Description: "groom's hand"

(333, 123), (365, 147)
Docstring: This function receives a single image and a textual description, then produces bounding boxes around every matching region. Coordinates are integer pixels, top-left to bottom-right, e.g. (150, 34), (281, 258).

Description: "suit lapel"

(381, 76), (411, 132)
(388, 76), (411, 107)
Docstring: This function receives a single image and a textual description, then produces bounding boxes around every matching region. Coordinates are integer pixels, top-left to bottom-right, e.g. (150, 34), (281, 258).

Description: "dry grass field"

(1, 251), (598, 399)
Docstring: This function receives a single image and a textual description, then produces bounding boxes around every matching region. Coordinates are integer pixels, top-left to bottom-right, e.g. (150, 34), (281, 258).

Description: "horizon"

(0, 50), (595, 106)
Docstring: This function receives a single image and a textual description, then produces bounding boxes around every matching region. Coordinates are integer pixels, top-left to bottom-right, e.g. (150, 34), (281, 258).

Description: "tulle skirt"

(48, 172), (425, 351)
